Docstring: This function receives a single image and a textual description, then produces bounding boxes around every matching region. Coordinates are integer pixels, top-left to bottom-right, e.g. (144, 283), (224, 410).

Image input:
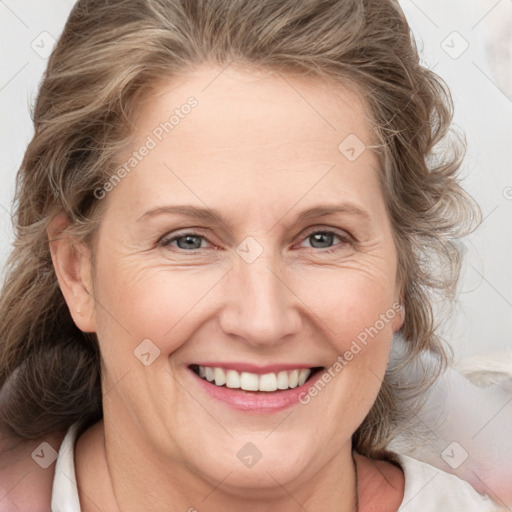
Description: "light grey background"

(1, 0), (511, 359)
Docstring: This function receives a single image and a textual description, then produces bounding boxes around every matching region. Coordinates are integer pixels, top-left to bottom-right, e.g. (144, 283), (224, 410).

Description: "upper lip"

(189, 362), (323, 374)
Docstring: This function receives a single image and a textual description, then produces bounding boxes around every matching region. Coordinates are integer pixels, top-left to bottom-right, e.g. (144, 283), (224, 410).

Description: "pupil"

(311, 232), (332, 249)
(178, 235), (201, 249)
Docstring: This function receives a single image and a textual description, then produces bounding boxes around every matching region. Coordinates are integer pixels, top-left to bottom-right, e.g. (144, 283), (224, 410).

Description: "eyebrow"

(137, 203), (371, 227)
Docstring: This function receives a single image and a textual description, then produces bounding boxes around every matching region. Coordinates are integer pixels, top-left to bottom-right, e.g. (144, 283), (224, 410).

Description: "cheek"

(299, 261), (398, 398)
(314, 280), (397, 424)
(92, 255), (226, 358)
(297, 259), (398, 348)
(329, 291), (395, 381)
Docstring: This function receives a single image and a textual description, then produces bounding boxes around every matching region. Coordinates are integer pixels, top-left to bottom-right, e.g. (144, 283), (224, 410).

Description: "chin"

(189, 434), (319, 493)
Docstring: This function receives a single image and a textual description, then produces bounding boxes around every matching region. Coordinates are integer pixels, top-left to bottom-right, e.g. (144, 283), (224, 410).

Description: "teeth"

(240, 372), (259, 391)
(225, 369), (240, 389)
(205, 366), (215, 382)
(288, 369), (299, 388)
(298, 369), (310, 386)
(276, 371), (289, 390)
(214, 367), (226, 386)
(194, 365), (313, 392)
(259, 373), (278, 392)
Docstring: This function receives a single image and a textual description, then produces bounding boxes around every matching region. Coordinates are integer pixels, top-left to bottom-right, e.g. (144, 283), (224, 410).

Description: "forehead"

(134, 64), (376, 151)
(108, 64), (384, 221)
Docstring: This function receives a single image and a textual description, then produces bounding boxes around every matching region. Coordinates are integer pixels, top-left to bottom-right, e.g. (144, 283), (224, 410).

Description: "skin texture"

(0, 427), (403, 511)
(0, 429), (64, 512)
(7, 64), (406, 511)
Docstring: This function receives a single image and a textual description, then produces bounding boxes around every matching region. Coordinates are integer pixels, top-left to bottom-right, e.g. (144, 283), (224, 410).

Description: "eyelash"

(158, 228), (353, 254)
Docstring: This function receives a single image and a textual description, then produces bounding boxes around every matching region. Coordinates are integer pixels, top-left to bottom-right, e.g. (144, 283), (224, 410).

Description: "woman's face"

(82, 65), (403, 493)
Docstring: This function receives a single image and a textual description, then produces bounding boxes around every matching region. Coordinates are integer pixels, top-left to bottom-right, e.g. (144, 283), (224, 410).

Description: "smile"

(191, 364), (321, 392)
(187, 363), (325, 412)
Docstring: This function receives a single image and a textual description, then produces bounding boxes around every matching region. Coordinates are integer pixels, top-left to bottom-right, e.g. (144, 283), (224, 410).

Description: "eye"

(158, 228), (352, 253)
(159, 232), (211, 251)
(298, 229), (352, 252)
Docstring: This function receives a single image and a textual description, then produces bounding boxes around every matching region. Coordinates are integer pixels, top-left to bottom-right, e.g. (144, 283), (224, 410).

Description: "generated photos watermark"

(298, 302), (403, 405)
(93, 96), (198, 200)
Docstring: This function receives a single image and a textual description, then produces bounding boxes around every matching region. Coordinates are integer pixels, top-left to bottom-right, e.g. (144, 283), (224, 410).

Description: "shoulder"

(355, 451), (499, 512)
(0, 428), (64, 512)
(355, 451), (405, 512)
(395, 453), (499, 512)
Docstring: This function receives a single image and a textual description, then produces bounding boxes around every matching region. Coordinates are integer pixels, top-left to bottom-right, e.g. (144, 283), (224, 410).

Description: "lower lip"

(189, 367), (324, 413)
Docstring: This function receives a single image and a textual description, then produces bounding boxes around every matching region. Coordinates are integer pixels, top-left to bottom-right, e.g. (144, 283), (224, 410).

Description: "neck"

(75, 419), (360, 512)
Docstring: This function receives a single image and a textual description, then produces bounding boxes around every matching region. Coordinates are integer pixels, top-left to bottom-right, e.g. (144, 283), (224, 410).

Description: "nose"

(218, 248), (302, 347)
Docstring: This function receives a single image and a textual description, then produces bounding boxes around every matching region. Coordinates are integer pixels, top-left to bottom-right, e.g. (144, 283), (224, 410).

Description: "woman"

(0, 0), (501, 510)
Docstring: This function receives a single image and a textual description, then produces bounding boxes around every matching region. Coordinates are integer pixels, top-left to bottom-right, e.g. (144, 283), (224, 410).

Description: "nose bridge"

(219, 244), (300, 346)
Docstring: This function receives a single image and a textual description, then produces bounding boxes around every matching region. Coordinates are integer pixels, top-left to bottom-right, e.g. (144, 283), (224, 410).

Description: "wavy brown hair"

(0, 0), (479, 457)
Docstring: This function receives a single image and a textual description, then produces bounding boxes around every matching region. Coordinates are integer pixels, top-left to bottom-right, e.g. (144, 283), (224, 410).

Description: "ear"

(391, 265), (405, 333)
(391, 300), (405, 334)
(390, 285), (405, 333)
(47, 212), (96, 333)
